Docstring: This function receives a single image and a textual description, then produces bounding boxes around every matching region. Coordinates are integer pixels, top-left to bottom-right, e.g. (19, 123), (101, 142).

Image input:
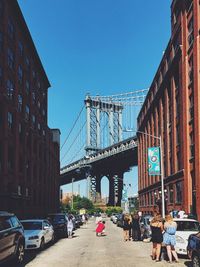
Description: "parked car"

(0, 211), (25, 265)
(47, 213), (68, 238)
(140, 214), (153, 240)
(174, 218), (199, 255)
(113, 214), (120, 224)
(116, 214), (123, 228)
(20, 219), (54, 250)
(187, 232), (200, 267)
(74, 215), (83, 228)
(110, 213), (117, 222)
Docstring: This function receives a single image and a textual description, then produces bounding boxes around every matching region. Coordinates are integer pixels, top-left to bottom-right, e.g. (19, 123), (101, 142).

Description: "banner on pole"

(148, 147), (161, 175)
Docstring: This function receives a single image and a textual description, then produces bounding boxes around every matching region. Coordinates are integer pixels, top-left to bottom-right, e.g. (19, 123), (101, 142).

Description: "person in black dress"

(150, 214), (163, 261)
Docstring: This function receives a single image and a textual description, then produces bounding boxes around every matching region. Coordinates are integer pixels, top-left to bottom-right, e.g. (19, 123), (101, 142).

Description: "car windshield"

(21, 221), (42, 230)
(176, 221), (199, 231)
(48, 215), (66, 223)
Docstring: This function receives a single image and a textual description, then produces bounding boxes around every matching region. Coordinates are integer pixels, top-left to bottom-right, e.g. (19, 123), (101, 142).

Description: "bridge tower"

(85, 95), (123, 155)
(84, 95), (124, 204)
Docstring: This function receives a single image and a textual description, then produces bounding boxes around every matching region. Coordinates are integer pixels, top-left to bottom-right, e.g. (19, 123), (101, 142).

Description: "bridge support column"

(95, 176), (101, 202)
(108, 175), (115, 206)
(116, 172), (124, 206)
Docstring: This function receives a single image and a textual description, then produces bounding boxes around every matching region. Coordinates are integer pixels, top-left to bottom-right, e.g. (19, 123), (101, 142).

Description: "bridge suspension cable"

(60, 105), (85, 151)
(90, 89), (149, 105)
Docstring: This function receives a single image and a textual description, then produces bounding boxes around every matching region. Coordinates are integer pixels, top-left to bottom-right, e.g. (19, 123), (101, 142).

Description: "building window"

(168, 184), (174, 204)
(25, 80), (30, 94)
(0, 66), (2, 84)
(17, 185), (21, 196)
(32, 115), (36, 127)
(7, 80), (14, 99)
(7, 112), (13, 129)
(32, 92), (36, 104)
(25, 57), (30, 69)
(18, 65), (23, 83)
(0, 0), (3, 15)
(32, 70), (36, 79)
(8, 19), (14, 39)
(18, 123), (22, 133)
(38, 101), (40, 109)
(25, 105), (30, 121)
(42, 109), (45, 116)
(188, 18), (194, 48)
(0, 32), (3, 51)
(7, 48), (14, 69)
(38, 123), (41, 131)
(18, 95), (22, 112)
(18, 41), (23, 56)
(176, 181), (182, 203)
(8, 146), (14, 171)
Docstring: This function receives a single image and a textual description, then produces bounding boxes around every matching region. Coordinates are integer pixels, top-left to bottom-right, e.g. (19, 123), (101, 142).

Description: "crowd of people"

(93, 209), (186, 263)
(120, 211), (180, 263)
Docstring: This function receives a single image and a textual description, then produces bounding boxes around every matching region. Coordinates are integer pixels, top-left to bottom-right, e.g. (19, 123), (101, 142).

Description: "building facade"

(137, 0), (200, 219)
(0, 0), (60, 218)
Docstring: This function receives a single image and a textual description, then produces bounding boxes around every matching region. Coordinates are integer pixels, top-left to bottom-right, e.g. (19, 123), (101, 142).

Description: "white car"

(20, 219), (54, 250)
(174, 218), (199, 255)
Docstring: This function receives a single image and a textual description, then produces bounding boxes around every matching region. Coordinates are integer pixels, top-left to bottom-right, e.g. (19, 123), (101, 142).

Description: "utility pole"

(71, 178), (75, 210)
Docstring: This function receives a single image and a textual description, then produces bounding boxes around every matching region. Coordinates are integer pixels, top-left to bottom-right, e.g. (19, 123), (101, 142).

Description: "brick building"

(137, 0), (200, 218)
(0, 0), (60, 218)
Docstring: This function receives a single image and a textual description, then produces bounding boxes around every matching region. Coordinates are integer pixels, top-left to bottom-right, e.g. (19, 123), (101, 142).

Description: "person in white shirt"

(178, 209), (185, 219)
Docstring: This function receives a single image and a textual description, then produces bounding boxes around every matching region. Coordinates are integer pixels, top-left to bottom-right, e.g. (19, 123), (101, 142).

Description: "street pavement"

(10, 218), (192, 267)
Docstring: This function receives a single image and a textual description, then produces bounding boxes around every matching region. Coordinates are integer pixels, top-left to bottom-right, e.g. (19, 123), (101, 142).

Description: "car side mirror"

(43, 226), (49, 230)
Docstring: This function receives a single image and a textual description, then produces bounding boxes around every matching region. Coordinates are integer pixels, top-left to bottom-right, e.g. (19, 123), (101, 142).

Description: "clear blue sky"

(18, 0), (171, 198)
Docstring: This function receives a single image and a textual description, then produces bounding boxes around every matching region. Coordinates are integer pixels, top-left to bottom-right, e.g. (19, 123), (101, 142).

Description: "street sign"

(148, 147), (161, 175)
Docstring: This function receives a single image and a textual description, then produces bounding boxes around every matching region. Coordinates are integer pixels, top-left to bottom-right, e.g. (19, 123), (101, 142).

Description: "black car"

(187, 232), (200, 267)
(47, 213), (68, 238)
(0, 211), (25, 265)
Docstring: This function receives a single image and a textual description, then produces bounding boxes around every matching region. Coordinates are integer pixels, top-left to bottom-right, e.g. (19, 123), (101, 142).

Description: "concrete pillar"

(116, 172), (124, 206)
(109, 176), (115, 206)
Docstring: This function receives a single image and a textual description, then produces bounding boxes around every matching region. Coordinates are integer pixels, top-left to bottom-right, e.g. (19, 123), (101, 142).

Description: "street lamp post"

(137, 130), (165, 218)
(71, 178), (75, 210)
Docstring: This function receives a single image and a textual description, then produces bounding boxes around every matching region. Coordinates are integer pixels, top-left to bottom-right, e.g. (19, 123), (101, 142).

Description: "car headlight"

(176, 235), (185, 244)
(28, 235), (39, 240)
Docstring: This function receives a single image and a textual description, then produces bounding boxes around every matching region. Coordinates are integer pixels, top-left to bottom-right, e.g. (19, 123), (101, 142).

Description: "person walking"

(150, 214), (163, 261)
(122, 213), (132, 241)
(163, 214), (179, 263)
(67, 214), (74, 238)
(131, 213), (141, 241)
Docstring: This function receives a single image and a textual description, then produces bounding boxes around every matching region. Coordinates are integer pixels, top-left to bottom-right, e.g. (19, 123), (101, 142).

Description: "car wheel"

(51, 233), (55, 243)
(192, 254), (200, 267)
(63, 227), (68, 238)
(40, 237), (45, 250)
(15, 241), (25, 264)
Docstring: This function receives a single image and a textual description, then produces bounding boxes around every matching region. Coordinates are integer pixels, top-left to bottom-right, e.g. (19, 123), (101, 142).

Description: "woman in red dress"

(96, 221), (105, 236)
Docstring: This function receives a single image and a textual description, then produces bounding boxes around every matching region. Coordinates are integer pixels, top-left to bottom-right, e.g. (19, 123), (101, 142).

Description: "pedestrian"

(150, 214), (163, 261)
(178, 209), (185, 219)
(82, 214), (86, 225)
(67, 214), (74, 238)
(131, 213), (141, 241)
(163, 214), (179, 263)
(122, 213), (132, 241)
(128, 214), (132, 240)
(96, 220), (105, 236)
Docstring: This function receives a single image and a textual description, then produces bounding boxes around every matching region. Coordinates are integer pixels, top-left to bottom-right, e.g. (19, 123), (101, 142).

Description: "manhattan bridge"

(60, 89), (148, 206)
